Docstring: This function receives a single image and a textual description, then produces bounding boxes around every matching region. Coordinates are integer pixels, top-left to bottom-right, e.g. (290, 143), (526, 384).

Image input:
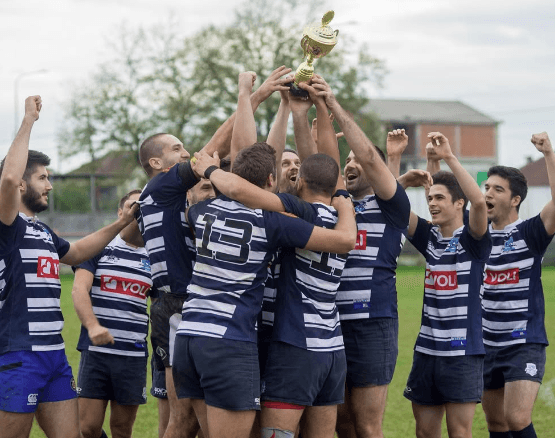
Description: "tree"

(58, 0), (387, 168)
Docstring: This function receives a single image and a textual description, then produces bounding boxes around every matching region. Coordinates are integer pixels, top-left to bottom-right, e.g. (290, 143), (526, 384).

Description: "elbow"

(0, 174), (22, 190)
(339, 230), (357, 253)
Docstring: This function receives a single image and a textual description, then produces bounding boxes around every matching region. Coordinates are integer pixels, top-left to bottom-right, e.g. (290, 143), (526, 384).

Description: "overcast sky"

(1, 0), (554, 173)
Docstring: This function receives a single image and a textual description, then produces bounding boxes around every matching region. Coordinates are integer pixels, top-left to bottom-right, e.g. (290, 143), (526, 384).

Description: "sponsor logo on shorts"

(76, 386), (82, 395)
(484, 268), (519, 285)
(153, 387), (167, 397)
(525, 363), (538, 377)
(355, 230), (367, 250)
(425, 269), (457, 290)
(156, 346), (167, 360)
(445, 237), (459, 253)
(255, 397), (260, 406)
(71, 377), (77, 392)
(37, 256), (60, 279)
(100, 275), (151, 299)
(404, 386), (412, 393)
(27, 393), (38, 406)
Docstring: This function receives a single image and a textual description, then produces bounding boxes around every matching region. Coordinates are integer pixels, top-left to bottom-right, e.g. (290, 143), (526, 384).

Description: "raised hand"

(192, 150), (220, 177)
(311, 115), (344, 145)
(305, 74), (338, 110)
(253, 66), (293, 103)
(387, 129), (408, 156)
(25, 95), (42, 121)
(120, 199), (140, 225)
(531, 132), (553, 154)
(289, 94), (313, 114)
(238, 71), (257, 94)
(398, 169), (433, 190)
(426, 132), (454, 161)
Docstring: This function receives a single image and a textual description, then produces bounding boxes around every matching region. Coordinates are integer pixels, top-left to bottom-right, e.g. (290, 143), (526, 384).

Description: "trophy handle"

(334, 29), (339, 37)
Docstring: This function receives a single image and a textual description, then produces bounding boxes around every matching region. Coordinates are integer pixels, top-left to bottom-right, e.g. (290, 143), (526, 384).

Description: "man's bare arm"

(386, 129), (408, 179)
(267, 90), (291, 186)
(0, 96), (41, 226)
(290, 95), (317, 162)
(531, 132), (555, 235)
(230, 72), (258, 164)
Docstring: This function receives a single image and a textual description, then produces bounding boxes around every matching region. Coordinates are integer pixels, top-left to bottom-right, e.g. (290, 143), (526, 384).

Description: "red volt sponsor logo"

(355, 230), (367, 250)
(425, 269), (458, 290)
(37, 257), (60, 279)
(484, 268), (519, 285)
(100, 275), (150, 298)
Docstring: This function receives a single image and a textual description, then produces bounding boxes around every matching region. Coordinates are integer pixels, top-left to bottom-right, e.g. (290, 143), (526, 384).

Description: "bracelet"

(332, 189), (350, 199)
(204, 165), (219, 179)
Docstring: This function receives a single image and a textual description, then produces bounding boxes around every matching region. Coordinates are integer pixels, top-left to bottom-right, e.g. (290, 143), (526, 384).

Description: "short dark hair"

(432, 171), (468, 212)
(299, 153), (338, 197)
(283, 148), (298, 157)
(0, 150), (51, 181)
(139, 133), (167, 177)
(119, 189), (142, 210)
(487, 166), (528, 212)
(220, 156), (231, 172)
(376, 146), (386, 163)
(232, 142), (276, 188)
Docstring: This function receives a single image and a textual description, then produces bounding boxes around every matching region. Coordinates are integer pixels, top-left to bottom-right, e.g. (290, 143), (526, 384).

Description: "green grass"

(30, 267), (555, 437)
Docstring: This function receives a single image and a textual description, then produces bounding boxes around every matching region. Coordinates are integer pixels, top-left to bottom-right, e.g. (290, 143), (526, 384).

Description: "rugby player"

(137, 66), (292, 438)
(480, 132), (555, 438)
(72, 190), (151, 438)
(0, 97), (138, 438)
(404, 132), (491, 438)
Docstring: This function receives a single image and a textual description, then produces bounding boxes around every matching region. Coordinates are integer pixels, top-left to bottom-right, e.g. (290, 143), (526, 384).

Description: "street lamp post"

(13, 69), (48, 137)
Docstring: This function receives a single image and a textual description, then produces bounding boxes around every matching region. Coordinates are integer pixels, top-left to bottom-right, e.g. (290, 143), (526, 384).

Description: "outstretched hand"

(192, 150), (220, 178)
(25, 95), (42, 121)
(398, 169), (433, 190)
(311, 114), (344, 144)
(426, 132), (454, 161)
(238, 71), (257, 94)
(387, 129), (408, 156)
(531, 132), (553, 154)
(253, 66), (293, 103)
(303, 74), (338, 110)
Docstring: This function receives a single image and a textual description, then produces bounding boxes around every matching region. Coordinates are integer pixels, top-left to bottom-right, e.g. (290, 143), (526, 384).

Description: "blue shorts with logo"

(341, 317), (399, 388)
(172, 335), (261, 411)
(484, 343), (546, 390)
(261, 341), (346, 406)
(404, 351), (484, 405)
(77, 350), (147, 405)
(0, 350), (76, 413)
(150, 355), (168, 399)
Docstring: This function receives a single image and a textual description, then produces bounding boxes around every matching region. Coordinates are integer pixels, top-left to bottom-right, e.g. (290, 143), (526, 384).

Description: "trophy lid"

(303, 10), (339, 47)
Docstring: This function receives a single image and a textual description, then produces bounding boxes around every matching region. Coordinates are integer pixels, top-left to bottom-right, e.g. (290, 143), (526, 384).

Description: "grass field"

(30, 266), (555, 437)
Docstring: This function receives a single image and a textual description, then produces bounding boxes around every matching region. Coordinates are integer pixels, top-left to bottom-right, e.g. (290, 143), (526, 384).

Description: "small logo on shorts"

(404, 386), (412, 393)
(525, 363), (538, 377)
(255, 397), (260, 406)
(154, 387), (167, 397)
(70, 377), (77, 392)
(143, 387), (147, 400)
(76, 386), (82, 395)
(156, 347), (167, 360)
(261, 381), (266, 394)
(27, 393), (38, 406)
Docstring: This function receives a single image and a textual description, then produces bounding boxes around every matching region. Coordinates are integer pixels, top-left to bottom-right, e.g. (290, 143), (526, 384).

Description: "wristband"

(332, 189), (350, 199)
(204, 165), (219, 179)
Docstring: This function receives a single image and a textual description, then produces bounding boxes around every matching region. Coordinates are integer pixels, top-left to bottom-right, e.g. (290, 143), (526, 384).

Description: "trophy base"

(286, 82), (309, 98)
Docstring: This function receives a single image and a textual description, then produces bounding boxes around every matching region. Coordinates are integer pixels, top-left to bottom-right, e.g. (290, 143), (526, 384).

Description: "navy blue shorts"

(484, 343), (546, 390)
(404, 351), (484, 405)
(341, 317), (398, 388)
(150, 355), (167, 399)
(0, 350), (76, 413)
(261, 342), (346, 406)
(77, 350), (147, 405)
(172, 336), (261, 411)
(150, 293), (185, 368)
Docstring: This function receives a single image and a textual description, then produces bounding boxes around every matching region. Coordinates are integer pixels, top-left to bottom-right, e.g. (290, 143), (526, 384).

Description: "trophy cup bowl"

(288, 10), (339, 98)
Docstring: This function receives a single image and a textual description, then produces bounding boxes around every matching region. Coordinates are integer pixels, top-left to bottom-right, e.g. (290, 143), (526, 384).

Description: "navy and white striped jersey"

(76, 235), (152, 356)
(177, 195), (314, 343)
(336, 183), (410, 320)
(409, 217), (492, 356)
(260, 255), (280, 332)
(274, 194), (348, 352)
(0, 213), (70, 354)
(482, 215), (553, 347)
(137, 162), (198, 296)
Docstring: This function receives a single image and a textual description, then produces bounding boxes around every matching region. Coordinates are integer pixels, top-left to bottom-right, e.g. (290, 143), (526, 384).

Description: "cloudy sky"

(1, 0), (554, 173)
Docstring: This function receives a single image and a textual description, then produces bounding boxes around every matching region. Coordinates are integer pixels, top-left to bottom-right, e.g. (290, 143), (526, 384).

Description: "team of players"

(0, 69), (553, 438)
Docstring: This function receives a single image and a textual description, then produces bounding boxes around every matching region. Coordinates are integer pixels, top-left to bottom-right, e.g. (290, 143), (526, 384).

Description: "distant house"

(365, 99), (500, 177)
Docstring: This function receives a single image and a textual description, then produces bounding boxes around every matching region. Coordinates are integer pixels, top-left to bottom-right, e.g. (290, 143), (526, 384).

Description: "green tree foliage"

(58, 0), (387, 168)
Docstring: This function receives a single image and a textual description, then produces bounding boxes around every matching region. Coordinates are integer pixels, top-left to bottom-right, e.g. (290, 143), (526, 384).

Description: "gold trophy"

(288, 10), (339, 97)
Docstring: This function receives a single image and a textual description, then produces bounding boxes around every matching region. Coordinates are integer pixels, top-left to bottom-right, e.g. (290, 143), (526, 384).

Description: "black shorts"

(150, 293), (185, 368)
(172, 335), (261, 411)
(150, 355), (167, 399)
(77, 350), (147, 405)
(261, 342), (346, 406)
(484, 343), (546, 390)
(403, 351), (483, 406)
(341, 317), (399, 388)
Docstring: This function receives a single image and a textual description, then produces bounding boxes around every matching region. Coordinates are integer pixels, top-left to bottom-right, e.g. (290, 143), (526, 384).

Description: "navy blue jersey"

(482, 215), (553, 347)
(336, 183), (410, 320)
(409, 217), (492, 356)
(274, 194), (348, 352)
(0, 213), (70, 354)
(76, 236), (152, 356)
(177, 195), (314, 343)
(137, 163), (198, 296)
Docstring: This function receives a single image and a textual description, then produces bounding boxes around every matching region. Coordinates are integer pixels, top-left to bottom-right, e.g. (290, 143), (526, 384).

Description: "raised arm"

(60, 200), (138, 266)
(289, 95), (317, 162)
(72, 268), (114, 346)
(267, 90), (291, 187)
(386, 129), (408, 178)
(230, 72), (258, 163)
(0, 96), (41, 226)
(427, 132), (487, 238)
(531, 132), (555, 235)
(311, 75), (398, 201)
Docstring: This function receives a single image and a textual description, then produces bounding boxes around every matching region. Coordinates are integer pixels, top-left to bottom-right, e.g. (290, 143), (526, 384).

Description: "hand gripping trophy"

(288, 10), (339, 97)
